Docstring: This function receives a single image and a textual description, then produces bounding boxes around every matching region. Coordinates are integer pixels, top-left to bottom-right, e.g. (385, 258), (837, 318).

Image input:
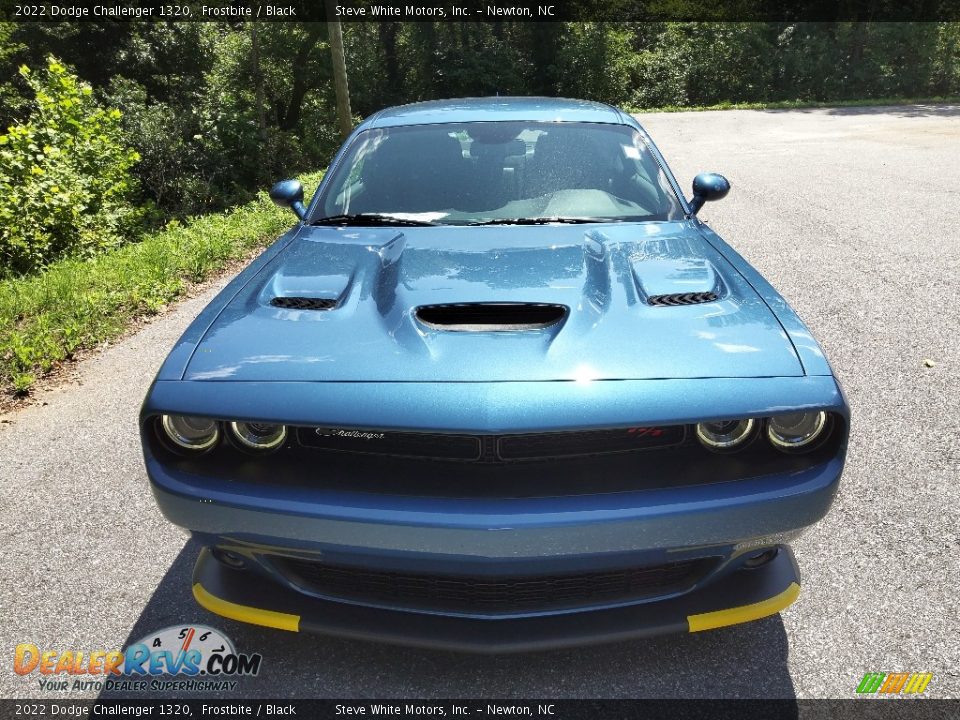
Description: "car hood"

(184, 222), (803, 382)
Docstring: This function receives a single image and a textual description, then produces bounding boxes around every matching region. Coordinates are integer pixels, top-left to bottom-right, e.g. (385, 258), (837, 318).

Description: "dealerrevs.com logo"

(14, 625), (262, 693)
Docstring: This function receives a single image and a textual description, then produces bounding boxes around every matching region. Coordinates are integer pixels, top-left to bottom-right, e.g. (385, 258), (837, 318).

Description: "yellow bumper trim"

(192, 582), (300, 632)
(687, 582), (800, 632)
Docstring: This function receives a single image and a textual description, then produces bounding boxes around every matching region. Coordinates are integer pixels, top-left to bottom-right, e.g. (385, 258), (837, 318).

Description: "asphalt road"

(1, 106), (958, 701)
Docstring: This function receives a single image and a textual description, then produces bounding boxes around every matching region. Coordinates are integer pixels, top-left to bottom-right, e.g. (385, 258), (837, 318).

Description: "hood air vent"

(648, 292), (718, 307)
(271, 296), (338, 311)
(416, 303), (567, 331)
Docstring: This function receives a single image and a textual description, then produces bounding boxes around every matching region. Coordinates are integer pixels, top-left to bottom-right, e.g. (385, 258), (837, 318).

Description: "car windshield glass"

(317, 121), (685, 224)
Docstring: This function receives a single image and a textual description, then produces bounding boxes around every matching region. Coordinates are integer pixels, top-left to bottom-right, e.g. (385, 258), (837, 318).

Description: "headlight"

(228, 421), (287, 452)
(696, 418), (756, 451)
(160, 415), (220, 452)
(767, 411), (828, 451)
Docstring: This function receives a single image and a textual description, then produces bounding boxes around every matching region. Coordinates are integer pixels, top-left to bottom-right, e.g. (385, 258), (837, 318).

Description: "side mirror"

(688, 173), (730, 215)
(269, 179), (306, 220)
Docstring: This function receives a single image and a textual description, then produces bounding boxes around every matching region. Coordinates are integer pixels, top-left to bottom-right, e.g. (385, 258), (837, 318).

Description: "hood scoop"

(270, 296), (339, 311)
(648, 291), (719, 307)
(630, 252), (726, 307)
(416, 303), (567, 332)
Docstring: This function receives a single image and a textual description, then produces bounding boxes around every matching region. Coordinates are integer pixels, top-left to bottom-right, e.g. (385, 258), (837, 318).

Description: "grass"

(628, 96), (960, 113)
(0, 170), (324, 399)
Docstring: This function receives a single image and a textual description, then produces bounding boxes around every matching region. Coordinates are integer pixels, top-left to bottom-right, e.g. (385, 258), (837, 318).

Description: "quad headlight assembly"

(697, 411), (832, 454)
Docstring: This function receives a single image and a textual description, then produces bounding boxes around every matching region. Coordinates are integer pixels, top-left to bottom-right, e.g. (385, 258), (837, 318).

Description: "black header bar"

(2, 0), (960, 23)
(2, 699), (959, 719)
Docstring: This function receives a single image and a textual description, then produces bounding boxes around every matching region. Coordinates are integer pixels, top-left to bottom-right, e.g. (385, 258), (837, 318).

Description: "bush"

(0, 57), (143, 277)
(104, 77), (203, 217)
(555, 23), (639, 105)
(0, 170), (324, 395)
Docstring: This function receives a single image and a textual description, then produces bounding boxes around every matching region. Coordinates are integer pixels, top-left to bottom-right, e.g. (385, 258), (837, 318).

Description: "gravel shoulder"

(1, 105), (958, 700)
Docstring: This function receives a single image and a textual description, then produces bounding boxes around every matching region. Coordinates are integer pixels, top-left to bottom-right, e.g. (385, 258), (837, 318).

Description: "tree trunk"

(326, 13), (353, 140)
(250, 23), (267, 141)
(378, 22), (401, 104)
(279, 24), (325, 132)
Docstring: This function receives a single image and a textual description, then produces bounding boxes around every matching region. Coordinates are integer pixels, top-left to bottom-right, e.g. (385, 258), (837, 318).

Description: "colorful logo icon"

(856, 672), (933, 695)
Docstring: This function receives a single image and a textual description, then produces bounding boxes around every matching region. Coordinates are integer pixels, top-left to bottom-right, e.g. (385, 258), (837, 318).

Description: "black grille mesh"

(302, 428), (481, 460)
(498, 426), (684, 460)
(270, 296), (338, 310)
(275, 557), (713, 613)
(648, 292), (718, 307)
(297, 425), (684, 462)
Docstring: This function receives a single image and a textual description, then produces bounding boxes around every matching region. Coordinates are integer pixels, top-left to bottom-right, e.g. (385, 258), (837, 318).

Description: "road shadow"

(761, 103), (960, 118)
(100, 540), (798, 703)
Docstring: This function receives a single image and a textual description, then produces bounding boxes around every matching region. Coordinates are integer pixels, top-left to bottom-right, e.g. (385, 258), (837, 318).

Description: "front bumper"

(149, 455), (842, 560)
(192, 545), (801, 652)
(149, 450), (840, 649)
(143, 376), (847, 648)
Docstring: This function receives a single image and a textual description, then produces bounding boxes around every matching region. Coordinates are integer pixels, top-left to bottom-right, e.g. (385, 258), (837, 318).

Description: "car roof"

(362, 97), (633, 129)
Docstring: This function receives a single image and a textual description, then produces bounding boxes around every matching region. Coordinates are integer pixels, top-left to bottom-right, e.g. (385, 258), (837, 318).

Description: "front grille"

(648, 291), (718, 307)
(302, 427), (481, 460)
(270, 296), (338, 310)
(274, 557), (714, 614)
(498, 425), (685, 460)
(297, 425), (685, 463)
(416, 303), (567, 331)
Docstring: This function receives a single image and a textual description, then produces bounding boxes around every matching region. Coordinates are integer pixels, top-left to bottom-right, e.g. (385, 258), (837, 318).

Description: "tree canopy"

(0, 21), (957, 269)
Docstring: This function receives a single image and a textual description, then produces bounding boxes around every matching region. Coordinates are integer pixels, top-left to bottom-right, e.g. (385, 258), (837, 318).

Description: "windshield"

(316, 121), (685, 224)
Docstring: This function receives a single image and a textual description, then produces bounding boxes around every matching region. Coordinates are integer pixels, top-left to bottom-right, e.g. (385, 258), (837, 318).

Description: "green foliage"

(629, 95), (960, 113)
(627, 23), (958, 109)
(4, 21), (957, 224)
(555, 23), (638, 104)
(0, 170), (324, 396)
(932, 23), (960, 95)
(0, 23), (27, 122)
(0, 57), (143, 276)
(96, 25), (341, 218)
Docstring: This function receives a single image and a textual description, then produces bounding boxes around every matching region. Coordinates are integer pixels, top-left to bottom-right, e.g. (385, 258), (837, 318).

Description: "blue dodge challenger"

(140, 97), (848, 651)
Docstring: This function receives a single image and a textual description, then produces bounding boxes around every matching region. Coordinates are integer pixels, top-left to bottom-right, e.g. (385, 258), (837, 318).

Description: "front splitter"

(191, 546), (801, 652)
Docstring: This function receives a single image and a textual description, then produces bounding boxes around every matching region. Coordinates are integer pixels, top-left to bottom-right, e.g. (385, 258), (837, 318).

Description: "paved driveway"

(1, 105), (958, 699)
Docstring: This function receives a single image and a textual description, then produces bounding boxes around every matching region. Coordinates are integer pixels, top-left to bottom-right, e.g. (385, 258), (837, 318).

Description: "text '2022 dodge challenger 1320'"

(140, 97), (849, 651)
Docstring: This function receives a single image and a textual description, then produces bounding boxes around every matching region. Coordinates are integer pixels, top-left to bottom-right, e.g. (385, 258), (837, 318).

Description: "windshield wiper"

(311, 213), (439, 227)
(466, 217), (612, 226)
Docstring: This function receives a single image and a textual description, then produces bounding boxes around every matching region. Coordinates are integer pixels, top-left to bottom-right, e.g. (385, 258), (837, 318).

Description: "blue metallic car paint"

(143, 375), (845, 433)
(366, 97), (626, 129)
(156, 226), (305, 381)
(696, 223), (835, 377)
(140, 97), (849, 647)
(147, 450), (841, 560)
(180, 222), (806, 383)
